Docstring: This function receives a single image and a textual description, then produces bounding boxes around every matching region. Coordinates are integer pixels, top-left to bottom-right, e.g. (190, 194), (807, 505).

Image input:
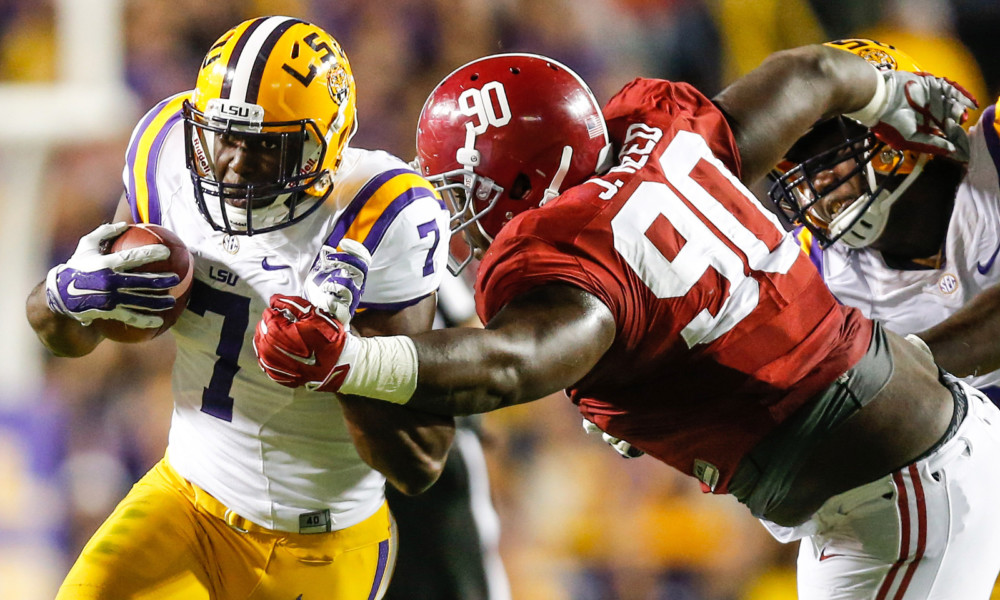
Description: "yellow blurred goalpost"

(0, 0), (138, 403)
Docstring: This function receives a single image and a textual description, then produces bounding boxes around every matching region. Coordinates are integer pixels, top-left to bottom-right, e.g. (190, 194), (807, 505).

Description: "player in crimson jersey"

(254, 46), (1000, 596)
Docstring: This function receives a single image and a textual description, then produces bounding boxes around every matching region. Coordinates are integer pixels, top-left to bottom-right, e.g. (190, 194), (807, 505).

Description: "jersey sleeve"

(324, 168), (451, 309)
(793, 226), (825, 276)
(360, 195), (451, 308)
(603, 78), (743, 179)
(977, 99), (1000, 180)
(475, 208), (627, 326)
(121, 92), (190, 225)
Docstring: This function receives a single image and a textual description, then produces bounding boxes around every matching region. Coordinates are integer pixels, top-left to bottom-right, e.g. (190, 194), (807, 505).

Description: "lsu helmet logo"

(328, 64), (352, 106)
(857, 47), (897, 71)
(825, 39), (911, 73)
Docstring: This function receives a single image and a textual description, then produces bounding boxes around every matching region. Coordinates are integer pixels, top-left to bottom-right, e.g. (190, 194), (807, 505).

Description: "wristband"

(338, 335), (419, 404)
(844, 63), (888, 127)
(45, 266), (67, 314)
(44, 265), (89, 323)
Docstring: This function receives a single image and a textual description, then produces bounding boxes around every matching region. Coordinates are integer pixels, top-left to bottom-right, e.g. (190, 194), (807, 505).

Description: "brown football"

(92, 223), (194, 343)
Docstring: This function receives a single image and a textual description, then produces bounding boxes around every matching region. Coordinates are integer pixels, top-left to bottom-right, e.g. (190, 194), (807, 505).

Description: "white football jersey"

(796, 100), (1000, 393)
(122, 93), (451, 532)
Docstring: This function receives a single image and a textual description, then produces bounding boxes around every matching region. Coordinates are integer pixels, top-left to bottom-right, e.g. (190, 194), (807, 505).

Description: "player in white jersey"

(770, 39), (1000, 596)
(771, 39), (1000, 400)
(25, 16), (455, 599)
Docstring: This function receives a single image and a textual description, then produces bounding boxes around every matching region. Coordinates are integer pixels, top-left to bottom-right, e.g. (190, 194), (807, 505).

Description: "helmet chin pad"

(827, 153), (929, 248)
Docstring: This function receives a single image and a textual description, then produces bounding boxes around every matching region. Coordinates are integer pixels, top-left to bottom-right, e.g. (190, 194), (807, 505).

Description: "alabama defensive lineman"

(26, 16), (454, 599)
(254, 46), (1000, 597)
(774, 39), (1000, 404)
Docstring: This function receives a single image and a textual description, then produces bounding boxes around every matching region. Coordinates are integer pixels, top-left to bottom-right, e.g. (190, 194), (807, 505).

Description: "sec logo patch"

(221, 234), (240, 255)
(938, 273), (958, 294)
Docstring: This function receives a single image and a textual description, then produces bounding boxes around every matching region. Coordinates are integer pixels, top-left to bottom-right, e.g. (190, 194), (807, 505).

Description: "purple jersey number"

(417, 220), (440, 277)
(185, 279), (250, 422)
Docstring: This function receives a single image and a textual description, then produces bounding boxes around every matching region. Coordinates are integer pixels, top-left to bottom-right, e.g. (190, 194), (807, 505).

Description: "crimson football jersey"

(475, 78), (872, 494)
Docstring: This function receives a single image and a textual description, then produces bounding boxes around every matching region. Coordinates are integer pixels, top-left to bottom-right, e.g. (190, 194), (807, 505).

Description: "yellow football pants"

(57, 458), (396, 599)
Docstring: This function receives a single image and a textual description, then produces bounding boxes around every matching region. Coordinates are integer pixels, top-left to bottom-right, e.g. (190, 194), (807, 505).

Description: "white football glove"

(582, 418), (645, 459)
(847, 68), (978, 162)
(45, 222), (177, 327)
(304, 238), (371, 326)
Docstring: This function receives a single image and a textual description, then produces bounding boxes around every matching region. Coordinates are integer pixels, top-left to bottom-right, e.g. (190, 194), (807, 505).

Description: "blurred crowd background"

(1, 0), (999, 598)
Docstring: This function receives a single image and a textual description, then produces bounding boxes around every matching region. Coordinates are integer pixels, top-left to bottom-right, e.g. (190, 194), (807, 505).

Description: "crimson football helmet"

(768, 39), (937, 248)
(184, 16), (357, 235)
(414, 53), (613, 273)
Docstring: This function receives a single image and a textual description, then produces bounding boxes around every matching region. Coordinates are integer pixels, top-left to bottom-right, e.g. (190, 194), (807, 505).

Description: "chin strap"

(540, 141), (614, 206)
(540, 146), (573, 206)
(456, 123), (482, 170)
(596, 142), (614, 175)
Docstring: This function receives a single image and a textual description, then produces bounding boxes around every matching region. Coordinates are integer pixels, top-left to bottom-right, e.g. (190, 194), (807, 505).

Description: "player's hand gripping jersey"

(123, 92), (450, 532)
(476, 79), (872, 493)
(796, 98), (1000, 395)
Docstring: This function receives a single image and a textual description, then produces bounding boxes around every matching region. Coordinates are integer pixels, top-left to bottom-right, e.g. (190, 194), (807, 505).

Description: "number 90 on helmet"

(413, 53), (612, 274)
(183, 16), (357, 235)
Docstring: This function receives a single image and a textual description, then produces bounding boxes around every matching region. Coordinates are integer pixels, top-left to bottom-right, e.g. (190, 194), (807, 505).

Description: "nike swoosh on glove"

(868, 70), (978, 162)
(46, 222), (179, 327)
(304, 239), (371, 326)
(253, 294), (357, 393)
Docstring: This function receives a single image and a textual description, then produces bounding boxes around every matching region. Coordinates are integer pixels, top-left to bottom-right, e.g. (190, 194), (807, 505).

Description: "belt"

(190, 484), (278, 535)
(156, 457), (390, 539)
(906, 372), (968, 468)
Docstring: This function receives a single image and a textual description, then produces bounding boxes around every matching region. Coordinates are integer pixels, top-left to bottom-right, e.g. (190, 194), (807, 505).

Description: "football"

(93, 223), (194, 343)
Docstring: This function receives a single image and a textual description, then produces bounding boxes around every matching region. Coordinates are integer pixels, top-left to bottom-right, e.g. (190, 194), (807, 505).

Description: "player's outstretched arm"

(405, 284), (616, 415)
(714, 44), (975, 184)
(914, 283), (1000, 379)
(715, 45), (880, 183)
(256, 284), (616, 416)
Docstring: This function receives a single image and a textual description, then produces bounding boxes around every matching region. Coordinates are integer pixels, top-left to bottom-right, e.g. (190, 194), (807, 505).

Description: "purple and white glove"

(847, 68), (978, 161)
(304, 239), (371, 326)
(45, 222), (179, 328)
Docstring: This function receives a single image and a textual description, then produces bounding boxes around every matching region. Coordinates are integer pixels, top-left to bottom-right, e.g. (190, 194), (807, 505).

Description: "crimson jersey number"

(609, 128), (800, 347)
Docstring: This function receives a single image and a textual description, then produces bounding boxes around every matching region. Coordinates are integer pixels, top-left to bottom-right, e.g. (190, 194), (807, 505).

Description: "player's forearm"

(341, 298), (456, 493)
(344, 327), (550, 416)
(337, 284), (616, 415)
(25, 281), (103, 357)
(715, 44), (878, 183)
(338, 395), (455, 494)
(917, 284), (1000, 378)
